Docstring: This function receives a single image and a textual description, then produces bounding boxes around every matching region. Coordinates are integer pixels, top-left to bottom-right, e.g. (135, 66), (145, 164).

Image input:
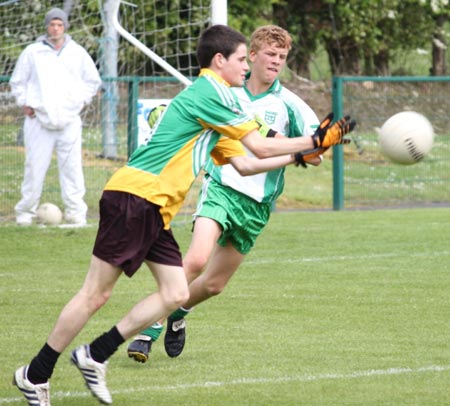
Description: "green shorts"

(194, 176), (272, 254)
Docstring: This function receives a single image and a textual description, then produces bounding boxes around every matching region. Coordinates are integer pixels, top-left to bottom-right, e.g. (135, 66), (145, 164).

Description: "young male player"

(13, 24), (355, 406)
(127, 25), (336, 362)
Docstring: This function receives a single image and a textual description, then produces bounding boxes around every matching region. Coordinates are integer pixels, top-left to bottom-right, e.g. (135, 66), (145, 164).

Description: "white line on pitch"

(246, 250), (450, 265)
(1, 364), (449, 404)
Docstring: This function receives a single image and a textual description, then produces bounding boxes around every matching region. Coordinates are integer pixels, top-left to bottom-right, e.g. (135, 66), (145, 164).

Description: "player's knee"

(185, 266), (203, 282)
(162, 285), (190, 311)
(91, 293), (111, 313)
(174, 286), (190, 308)
(184, 254), (208, 280)
(78, 287), (112, 314)
(97, 289), (113, 306)
(204, 280), (226, 297)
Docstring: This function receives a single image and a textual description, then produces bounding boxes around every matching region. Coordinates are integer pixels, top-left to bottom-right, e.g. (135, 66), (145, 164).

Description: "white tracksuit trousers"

(15, 115), (87, 222)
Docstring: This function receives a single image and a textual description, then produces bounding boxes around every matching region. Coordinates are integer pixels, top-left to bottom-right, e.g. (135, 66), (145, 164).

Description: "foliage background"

(1, 0), (450, 78)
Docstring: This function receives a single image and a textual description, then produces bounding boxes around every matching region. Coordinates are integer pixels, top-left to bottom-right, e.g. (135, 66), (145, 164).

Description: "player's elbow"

(252, 146), (275, 160)
(229, 156), (258, 176)
(237, 168), (254, 176)
(232, 163), (254, 176)
(241, 131), (275, 160)
(243, 144), (272, 160)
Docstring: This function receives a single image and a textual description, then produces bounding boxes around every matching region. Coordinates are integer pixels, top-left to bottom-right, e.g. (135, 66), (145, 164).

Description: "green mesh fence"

(332, 76), (450, 209)
(2, 75), (449, 223)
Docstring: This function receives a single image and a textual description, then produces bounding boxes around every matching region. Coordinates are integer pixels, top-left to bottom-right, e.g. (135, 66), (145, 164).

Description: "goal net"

(0, 0), (217, 222)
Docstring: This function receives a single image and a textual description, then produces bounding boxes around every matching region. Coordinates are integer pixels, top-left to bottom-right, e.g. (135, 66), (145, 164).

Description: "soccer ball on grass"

(377, 111), (434, 165)
(36, 203), (63, 226)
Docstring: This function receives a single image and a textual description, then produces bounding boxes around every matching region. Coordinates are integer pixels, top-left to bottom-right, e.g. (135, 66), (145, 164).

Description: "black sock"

(89, 326), (125, 363)
(27, 343), (60, 384)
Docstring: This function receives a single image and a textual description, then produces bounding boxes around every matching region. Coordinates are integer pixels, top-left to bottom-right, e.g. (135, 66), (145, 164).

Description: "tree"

(228, 0), (273, 36)
(432, 13), (448, 75)
(268, 0), (445, 77)
(1, 0), (448, 78)
(373, 1), (435, 76)
(272, 0), (324, 79)
(422, 0), (450, 76)
(318, 0), (434, 76)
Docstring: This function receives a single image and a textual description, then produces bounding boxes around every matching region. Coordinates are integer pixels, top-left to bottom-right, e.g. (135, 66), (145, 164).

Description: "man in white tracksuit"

(10, 7), (101, 226)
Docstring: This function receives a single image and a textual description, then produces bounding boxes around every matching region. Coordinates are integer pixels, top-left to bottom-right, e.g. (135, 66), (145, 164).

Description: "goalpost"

(110, 1), (193, 87)
(108, 0), (227, 85)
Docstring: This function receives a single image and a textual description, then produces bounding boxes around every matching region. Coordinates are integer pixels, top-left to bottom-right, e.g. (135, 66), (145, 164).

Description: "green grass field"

(1, 208), (449, 405)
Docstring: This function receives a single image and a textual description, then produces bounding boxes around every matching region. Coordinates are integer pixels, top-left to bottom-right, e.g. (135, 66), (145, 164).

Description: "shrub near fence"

(332, 76), (450, 209)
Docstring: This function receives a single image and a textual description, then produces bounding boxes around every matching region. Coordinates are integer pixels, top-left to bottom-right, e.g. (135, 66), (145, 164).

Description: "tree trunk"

(325, 38), (360, 75)
(272, 3), (313, 79)
(374, 49), (390, 76)
(431, 14), (447, 76)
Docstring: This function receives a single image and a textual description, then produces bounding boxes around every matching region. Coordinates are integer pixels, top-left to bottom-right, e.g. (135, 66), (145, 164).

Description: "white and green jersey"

(203, 78), (319, 203)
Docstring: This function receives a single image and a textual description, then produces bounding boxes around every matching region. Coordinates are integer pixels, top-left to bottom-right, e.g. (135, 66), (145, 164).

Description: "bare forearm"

(242, 130), (314, 159)
(229, 154), (294, 176)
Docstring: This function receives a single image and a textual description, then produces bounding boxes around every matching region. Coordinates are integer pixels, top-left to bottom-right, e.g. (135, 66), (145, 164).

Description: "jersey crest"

(264, 111), (278, 125)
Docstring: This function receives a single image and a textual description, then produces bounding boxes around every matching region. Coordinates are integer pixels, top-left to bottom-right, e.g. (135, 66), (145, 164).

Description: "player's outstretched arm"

(229, 154), (295, 176)
(242, 112), (356, 159)
(241, 129), (314, 159)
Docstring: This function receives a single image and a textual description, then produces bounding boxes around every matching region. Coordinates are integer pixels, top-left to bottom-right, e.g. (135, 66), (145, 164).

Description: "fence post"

(127, 77), (139, 157)
(332, 76), (344, 210)
(100, 0), (119, 159)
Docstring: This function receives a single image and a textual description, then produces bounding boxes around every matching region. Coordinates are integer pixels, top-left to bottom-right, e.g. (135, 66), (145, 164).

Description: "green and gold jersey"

(104, 69), (257, 227)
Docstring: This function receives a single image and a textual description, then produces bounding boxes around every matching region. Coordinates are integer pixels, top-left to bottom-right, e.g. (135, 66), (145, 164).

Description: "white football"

(378, 111), (434, 165)
(36, 203), (63, 225)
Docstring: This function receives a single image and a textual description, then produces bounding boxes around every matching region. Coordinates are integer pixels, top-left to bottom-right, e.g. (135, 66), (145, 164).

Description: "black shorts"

(93, 191), (182, 277)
